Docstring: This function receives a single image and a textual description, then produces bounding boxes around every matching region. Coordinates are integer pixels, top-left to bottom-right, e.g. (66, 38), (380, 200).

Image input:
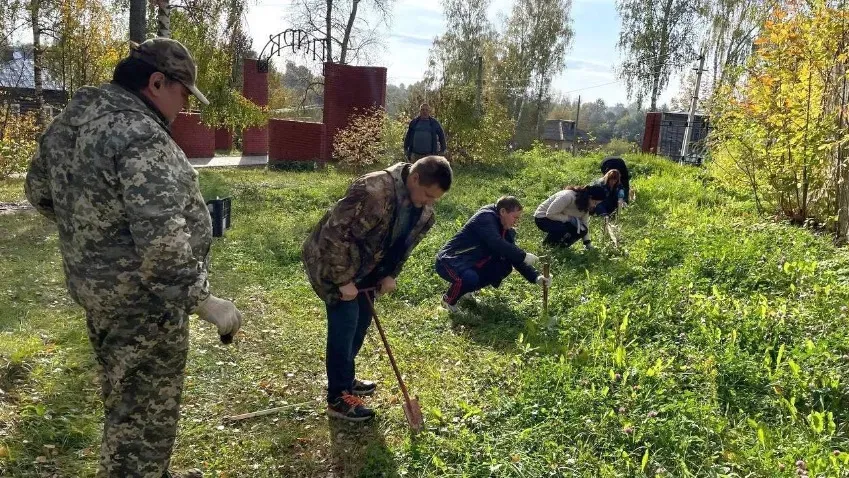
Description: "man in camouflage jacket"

(303, 156), (452, 421)
(25, 38), (241, 478)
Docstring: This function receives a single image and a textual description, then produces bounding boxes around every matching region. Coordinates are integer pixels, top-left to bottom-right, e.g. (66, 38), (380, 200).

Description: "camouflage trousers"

(85, 307), (190, 478)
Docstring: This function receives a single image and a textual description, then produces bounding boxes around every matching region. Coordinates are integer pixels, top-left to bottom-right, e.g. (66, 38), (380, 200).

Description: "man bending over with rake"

(302, 156), (452, 422)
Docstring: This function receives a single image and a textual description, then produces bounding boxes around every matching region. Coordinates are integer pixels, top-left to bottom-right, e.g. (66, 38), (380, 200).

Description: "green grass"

(1, 150), (848, 477)
(0, 178), (26, 202)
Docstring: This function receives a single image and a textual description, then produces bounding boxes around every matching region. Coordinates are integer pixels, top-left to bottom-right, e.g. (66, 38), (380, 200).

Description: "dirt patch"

(0, 202), (34, 215)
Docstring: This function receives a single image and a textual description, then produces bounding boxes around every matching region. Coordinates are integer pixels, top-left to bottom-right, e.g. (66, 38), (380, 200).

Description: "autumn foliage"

(709, 1), (849, 227)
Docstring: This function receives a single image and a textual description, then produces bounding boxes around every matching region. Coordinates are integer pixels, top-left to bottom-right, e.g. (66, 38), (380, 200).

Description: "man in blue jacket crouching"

(435, 196), (551, 312)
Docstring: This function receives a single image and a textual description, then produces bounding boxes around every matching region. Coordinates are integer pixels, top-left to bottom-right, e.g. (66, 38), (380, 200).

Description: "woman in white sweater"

(534, 184), (608, 247)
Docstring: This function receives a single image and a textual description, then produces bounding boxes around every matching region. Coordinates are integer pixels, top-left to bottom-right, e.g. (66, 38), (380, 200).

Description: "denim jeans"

(325, 291), (374, 403)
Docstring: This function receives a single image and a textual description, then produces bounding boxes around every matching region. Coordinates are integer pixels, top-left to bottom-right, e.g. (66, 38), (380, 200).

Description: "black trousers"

(535, 216), (587, 246)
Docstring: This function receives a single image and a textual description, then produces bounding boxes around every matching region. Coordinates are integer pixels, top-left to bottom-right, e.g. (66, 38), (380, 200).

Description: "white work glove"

(536, 275), (552, 287)
(524, 252), (540, 266)
(195, 295), (242, 337)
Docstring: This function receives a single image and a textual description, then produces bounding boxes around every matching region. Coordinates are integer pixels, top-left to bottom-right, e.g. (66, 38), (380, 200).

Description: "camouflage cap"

(129, 38), (209, 105)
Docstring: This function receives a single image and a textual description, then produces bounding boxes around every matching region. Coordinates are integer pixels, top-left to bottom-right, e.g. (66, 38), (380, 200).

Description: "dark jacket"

(592, 177), (625, 205)
(302, 163), (435, 305)
(404, 116), (446, 156)
(436, 205), (539, 283)
(601, 156), (630, 202)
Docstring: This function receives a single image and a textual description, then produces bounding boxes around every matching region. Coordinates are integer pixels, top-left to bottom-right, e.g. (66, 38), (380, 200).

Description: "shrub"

(333, 107), (407, 168)
(446, 103), (515, 166)
(0, 112), (41, 180)
(602, 137), (637, 156)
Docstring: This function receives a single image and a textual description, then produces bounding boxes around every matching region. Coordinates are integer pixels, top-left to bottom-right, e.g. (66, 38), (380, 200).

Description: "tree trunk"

(533, 79), (546, 137)
(130, 0), (147, 43)
(153, 0), (170, 38)
(836, 1), (849, 242)
(325, 0), (333, 63)
(31, 0), (45, 129)
(339, 0), (359, 64)
(649, 74), (659, 112)
(651, 0), (673, 113)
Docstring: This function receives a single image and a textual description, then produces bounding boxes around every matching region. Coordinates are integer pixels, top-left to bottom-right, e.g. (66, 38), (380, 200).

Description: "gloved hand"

(524, 252), (540, 266)
(195, 295), (242, 337)
(536, 275), (552, 287)
(618, 199), (627, 209)
(584, 240), (594, 250)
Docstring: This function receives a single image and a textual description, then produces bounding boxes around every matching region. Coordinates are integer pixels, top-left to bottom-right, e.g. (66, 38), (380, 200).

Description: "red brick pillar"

(322, 62), (387, 163)
(172, 112), (215, 158)
(242, 58), (268, 156)
(641, 112), (662, 154)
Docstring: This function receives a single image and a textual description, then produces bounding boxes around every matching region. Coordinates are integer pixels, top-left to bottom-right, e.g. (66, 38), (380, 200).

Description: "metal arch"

(257, 29), (327, 72)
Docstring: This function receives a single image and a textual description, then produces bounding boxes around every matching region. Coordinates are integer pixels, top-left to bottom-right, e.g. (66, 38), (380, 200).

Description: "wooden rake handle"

(361, 292), (414, 406)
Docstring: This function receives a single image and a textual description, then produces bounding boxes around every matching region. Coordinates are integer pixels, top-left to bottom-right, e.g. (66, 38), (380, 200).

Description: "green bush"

(447, 103), (515, 166)
(0, 113), (40, 180)
(602, 138), (637, 156)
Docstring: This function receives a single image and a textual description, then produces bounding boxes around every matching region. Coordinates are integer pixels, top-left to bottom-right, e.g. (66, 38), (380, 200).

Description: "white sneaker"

(441, 297), (459, 313)
(460, 291), (478, 304)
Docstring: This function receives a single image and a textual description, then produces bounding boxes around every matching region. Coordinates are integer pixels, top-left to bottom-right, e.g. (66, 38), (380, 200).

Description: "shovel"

(361, 291), (424, 434)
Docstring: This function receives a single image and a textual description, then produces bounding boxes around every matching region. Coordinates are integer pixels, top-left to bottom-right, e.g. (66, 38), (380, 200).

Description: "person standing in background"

(404, 103), (447, 160)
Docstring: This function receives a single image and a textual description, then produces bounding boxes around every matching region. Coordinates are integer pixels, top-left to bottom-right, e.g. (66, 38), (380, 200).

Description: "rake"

(361, 291), (424, 434)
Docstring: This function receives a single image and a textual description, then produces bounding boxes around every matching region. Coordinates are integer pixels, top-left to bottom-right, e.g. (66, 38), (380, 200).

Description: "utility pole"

(475, 56), (483, 118)
(572, 95), (581, 156)
(681, 54), (707, 163)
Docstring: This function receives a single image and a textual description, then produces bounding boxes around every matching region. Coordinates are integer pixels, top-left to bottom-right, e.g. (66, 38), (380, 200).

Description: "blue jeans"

(435, 259), (513, 305)
(325, 291), (374, 403)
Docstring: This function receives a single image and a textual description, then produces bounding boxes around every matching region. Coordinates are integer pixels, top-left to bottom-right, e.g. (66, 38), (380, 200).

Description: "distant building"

(641, 111), (709, 164)
(541, 119), (588, 150)
(0, 50), (67, 117)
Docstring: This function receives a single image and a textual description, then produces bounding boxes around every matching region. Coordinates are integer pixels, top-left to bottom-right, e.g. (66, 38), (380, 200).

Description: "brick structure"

(172, 112), (215, 158)
(268, 119), (324, 164)
(641, 112), (662, 154)
(321, 63), (387, 162)
(242, 58), (269, 156)
(155, 58), (388, 162)
(215, 128), (233, 151)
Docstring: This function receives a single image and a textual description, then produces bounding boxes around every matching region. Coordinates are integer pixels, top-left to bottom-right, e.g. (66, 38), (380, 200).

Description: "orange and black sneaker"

(352, 378), (377, 396)
(327, 392), (375, 422)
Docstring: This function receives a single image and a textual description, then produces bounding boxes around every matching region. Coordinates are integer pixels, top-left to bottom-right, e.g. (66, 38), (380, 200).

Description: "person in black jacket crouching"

(435, 196), (551, 312)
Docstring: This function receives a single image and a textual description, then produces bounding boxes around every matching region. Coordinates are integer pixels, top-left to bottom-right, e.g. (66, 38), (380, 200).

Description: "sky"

(246, 0), (680, 107)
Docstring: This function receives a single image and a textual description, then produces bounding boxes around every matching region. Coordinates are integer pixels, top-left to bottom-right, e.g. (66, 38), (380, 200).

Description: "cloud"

(565, 58), (614, 75)
(389, 33), (435, 47)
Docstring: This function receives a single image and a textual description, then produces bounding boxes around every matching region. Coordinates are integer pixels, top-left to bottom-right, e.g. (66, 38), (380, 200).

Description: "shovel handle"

(361, 292), (414, 405)
(543, 262), (550, 314)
